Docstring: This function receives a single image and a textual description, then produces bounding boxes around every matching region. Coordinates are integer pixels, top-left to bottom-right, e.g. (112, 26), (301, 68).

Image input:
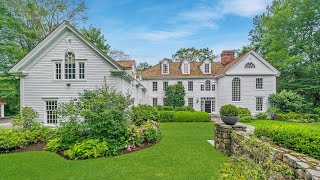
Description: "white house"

(9, 21), (280, 125)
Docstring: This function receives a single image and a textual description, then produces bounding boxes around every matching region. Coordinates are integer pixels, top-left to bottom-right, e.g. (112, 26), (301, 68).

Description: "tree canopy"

(81, 25), (111, 53)
(172, 47), (218, 62)
(249, 0), (320, 106)
(137, 62), (152, 71)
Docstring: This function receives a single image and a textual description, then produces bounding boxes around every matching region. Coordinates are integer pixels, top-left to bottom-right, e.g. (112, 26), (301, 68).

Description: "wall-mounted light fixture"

(196, 98), (199, 103)
(66, 83), (71, 87)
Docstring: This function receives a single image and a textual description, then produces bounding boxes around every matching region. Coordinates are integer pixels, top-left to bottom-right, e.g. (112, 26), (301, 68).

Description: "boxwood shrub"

(254, 123), (320, 160)
(173, 111), (210, 122)
(158, 111), (174, 122)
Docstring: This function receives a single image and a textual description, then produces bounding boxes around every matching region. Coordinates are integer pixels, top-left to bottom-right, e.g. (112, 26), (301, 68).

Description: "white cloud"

(139, 30), (192, 41)
(221, 0), (272, 17)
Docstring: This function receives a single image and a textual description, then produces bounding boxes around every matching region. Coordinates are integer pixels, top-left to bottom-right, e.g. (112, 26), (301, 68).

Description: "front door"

(204, 100), (212, 113)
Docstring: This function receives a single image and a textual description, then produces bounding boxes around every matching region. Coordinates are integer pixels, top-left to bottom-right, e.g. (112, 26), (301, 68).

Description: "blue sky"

(85, 0), (272, 64)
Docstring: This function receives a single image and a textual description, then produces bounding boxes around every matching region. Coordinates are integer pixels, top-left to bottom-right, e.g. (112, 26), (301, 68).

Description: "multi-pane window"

(245, 62), (255, 68)
(177, 81), (182, 85)
(163, 81), (168, 91)
(55, 63), (61, 80)
(163, 98), (166, 106)
(79, 62), (85, 79)
(162, 63), (168, 74)
(256, 97), (263, 111)
(46, 100), (58, 124)
(65, 52), (76, 79)
(204, 63), (210, 73)
(188, 81), (193, 91)
(188, 98), (193, 107)
(212, 84), (215, 91)
(232, 77), (241, 101)
(205, 80), (211, 91)
(256, 78), (263, 89)
(183, 63), (189, 74)
(201, 84), (204, 91)
(153, 82), (158, 91)
(152, 98), (158, 106)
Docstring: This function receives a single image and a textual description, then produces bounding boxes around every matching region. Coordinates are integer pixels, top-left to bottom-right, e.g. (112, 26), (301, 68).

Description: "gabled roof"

(219, 50), (280, 76)
(142, 61), (224, 79)
(116, 60), (135, 70)
(9, 21), (123, 75)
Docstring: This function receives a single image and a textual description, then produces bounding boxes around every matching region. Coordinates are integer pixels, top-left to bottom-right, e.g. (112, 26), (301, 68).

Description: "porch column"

(0, 104), (4, 118)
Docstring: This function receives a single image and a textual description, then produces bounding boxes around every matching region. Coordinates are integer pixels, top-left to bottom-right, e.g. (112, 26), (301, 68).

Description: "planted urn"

(219, 104), (239, 125)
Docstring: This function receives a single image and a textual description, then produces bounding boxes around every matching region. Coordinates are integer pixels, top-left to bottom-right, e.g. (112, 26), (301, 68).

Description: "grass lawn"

(0, 122), (227, 180)
(246, 119), (320, 129)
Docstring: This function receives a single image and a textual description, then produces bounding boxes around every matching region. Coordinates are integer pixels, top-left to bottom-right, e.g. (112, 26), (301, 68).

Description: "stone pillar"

(0, 104), (4, 118)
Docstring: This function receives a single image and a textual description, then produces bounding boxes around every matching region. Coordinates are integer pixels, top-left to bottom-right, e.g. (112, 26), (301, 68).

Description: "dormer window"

(162, 62), (169, 74)
(204, 63), (210, 74)
(182, 61), (190, 74)
(245, 62), (255, 68)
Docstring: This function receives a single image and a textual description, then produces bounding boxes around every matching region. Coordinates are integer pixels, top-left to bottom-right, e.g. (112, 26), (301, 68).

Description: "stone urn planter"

(219, 104), (240, 125)
(220, 115), (239, 125)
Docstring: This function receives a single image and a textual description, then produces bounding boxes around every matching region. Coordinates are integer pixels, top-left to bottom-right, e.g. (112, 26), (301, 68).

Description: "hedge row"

(254, 123), (320, 160)
(158, 111), (210, 122)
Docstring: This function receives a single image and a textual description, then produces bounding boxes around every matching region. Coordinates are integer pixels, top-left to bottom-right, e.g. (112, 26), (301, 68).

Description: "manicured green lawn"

(0, 122), (227, 180)
(246, 120), (320, 129)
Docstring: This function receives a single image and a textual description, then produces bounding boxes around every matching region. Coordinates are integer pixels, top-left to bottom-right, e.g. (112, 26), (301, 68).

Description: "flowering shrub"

(140, 120), (161, 143)
(126, 124), (143, 146)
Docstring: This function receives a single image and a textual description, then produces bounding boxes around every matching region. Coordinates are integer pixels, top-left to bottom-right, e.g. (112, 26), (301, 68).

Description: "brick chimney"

(221, 50), (235, 66)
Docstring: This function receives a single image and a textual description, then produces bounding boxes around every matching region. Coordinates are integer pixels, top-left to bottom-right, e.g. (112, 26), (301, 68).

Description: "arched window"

(205, 80), (211, 91)
(65, 52), (76, 79)
(245, 62), (255, 68)
(232, 78), (241, 101)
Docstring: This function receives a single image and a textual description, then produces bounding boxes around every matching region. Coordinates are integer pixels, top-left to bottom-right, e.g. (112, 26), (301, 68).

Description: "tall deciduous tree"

(81, 25), (110, 53)
(172, 47), (218, 62)
(165, 84), (186, 109)
(249, 0), (320, 106)
(137, 62), (152, 71)
(108, 49), (131, 60)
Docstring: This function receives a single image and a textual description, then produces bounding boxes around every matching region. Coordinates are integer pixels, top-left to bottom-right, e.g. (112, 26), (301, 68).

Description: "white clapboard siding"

(23, 33), (119, 123)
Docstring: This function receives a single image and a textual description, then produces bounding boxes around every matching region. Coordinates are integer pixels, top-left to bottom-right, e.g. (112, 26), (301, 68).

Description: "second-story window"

(79, 62), (85, 79)
(163, 81), (168, 91)
(188, 81), (193, 91)
(65, 52), (76, 79)
(177, 81), (182, 85)
(153, 82), (158, 91)
(205, 80), (211, 91)
(256, 78), (263, 89)
(201, 84), (204, 91)
(55, 62), (61, 80)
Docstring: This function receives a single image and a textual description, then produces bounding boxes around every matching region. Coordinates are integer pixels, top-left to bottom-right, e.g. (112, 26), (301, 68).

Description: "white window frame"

(153, 82), (158, 91)
(212, 84), (215, 91)
(188, 98), (193, 107)
(205, 80), (211, 91)
(163, 81), (168, 91)
(183, 62), (190, 74)
(43, 98), (58, 126)
(78, 61), (87, 80)
(232, 77), (241, 102)
(64, 52), (76, 80)
(162, 63), (169, 74)
(256, 97), (263, 111)
(201, 84), (204, 91)
(256, 78), (263, 89)
(188, 81), (193, 91)
(152, 98), (158, 106)
(52, 60), (62, 80)
(204, 63), (211, 74)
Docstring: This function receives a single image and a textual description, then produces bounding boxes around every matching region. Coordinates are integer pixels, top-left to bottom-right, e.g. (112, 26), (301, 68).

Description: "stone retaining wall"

(214, 122), (320, 180)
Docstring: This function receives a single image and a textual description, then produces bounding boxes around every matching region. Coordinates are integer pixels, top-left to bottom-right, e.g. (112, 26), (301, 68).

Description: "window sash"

(188, 81), (193, 91)
(152, 98), (158, 106)
(212, 84), (215, 91)
(55, 63), (61, 80)
(205, 80), (211, 91)
(256, 78), (263, 89)
(204, 63), (210, 73)
(162, 64), (168, 73)
(188, 98), (193, 107)
(45, 100), (58, 124)
(153, 82), (158, 91)
(256, 97), (263, 111)
(79, 62), (85, 79)
(232, 78), (241, 101)
(65, 52), (76, 79)
(183, 63), (189, 74)
(163, 81), (168, 91)
(201, 84), (204, 91)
